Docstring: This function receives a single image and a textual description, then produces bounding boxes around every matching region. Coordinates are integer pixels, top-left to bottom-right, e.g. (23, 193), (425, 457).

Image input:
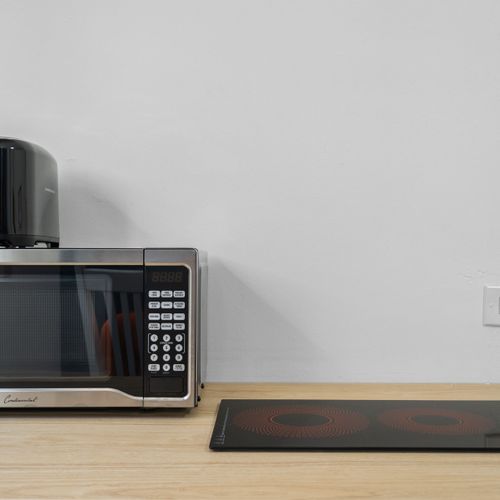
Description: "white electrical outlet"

(483, 286), (500, 326)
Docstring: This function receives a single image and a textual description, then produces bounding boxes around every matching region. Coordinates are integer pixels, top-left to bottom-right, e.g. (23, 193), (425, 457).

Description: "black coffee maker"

(0, 138), (59, 247)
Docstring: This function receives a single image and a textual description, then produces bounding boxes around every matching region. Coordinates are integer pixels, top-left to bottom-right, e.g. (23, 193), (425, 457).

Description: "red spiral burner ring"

(232, 405), (370, 439)
(378, 407), (497, 435)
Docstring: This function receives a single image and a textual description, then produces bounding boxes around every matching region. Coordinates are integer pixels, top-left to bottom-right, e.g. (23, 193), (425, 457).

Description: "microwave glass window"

(0, 266), (143, 393)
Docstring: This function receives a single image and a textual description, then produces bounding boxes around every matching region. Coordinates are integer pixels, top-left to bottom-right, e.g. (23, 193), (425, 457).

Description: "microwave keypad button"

(161, 323), (172, 331)
(162, 334), (171, 342)
(163, 364), (171, 372)
(163, 354), (170, 362)
(148, 313), (160, 321)
(150, 344), (158, 352)
(174, 323), (185, 331)
(175, 354), (183, 362)
(175, 344), (183, 352)
(175, 334), (183, 342)
(150, 333), (159, 342)
(173, 364), (185, 372)
(148, 323), (160, 330)
(161, 301), (173, 309)
(150, 354), (158, 362)
(148, 290), (161, 298)
(163, 344), (171, 352)
(148, 301), (160, 309)
(161, 313), (173, 321)
(161, 290), (173, 298)
(173, 290), (186, 298)
(173, 313), (185, 321)
(173, 302), (185, 309)
(148, 363), (160, 372)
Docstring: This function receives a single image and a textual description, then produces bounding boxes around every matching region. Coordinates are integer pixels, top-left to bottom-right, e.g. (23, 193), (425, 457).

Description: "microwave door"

(0, 263), (144, 405)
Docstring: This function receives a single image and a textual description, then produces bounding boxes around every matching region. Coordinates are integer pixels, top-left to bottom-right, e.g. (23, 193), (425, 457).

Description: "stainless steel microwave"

(0, 248), (206, 409)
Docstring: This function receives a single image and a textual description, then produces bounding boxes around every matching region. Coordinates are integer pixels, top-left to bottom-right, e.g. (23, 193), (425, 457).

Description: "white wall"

(1, 0), (500, 382)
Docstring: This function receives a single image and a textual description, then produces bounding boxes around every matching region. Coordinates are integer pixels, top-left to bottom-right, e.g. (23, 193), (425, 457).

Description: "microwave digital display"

(151, 271), (183, 283)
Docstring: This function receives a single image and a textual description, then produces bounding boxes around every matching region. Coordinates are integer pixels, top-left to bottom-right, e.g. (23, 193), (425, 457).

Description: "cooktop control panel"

(144, 265), (190, 398)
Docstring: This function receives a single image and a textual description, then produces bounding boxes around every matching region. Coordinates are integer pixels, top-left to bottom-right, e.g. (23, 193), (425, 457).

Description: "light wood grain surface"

(0, 383), (499, 499)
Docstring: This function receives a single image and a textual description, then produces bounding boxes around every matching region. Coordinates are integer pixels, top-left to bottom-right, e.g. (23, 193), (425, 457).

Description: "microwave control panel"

(144, 265), (190, 398)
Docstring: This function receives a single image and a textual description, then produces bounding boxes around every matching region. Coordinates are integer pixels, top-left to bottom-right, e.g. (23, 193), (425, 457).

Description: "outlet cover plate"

(483, 286), (500, 326)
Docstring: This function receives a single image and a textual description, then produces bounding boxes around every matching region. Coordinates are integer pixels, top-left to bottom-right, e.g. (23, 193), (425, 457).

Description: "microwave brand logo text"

(3, 395), (38, 404)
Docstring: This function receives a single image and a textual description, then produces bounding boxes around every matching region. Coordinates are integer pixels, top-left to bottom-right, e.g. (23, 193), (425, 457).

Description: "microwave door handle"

(119, 291), (137, 375)
(75, 270), (100, 376)
(132, 292), (143, 360)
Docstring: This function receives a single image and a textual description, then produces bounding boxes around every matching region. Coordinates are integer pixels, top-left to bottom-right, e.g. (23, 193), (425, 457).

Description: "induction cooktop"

(210, 400), (500, 451)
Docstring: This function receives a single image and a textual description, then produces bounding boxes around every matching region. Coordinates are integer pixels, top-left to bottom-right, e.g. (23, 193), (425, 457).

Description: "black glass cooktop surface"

(210, 399), (500, 451)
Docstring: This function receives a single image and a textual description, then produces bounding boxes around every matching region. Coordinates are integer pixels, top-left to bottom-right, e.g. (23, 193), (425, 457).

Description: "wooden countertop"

(1, 383), (500, 499)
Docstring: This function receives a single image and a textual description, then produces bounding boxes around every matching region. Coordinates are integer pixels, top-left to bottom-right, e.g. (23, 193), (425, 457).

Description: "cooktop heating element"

(378, 407), (496, 436)
(232, 405), (370, 439)
(210, 400), (500, 451)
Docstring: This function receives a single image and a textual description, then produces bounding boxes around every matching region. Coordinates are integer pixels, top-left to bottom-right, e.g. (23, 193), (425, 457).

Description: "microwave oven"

(0, 247), (206, 409)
